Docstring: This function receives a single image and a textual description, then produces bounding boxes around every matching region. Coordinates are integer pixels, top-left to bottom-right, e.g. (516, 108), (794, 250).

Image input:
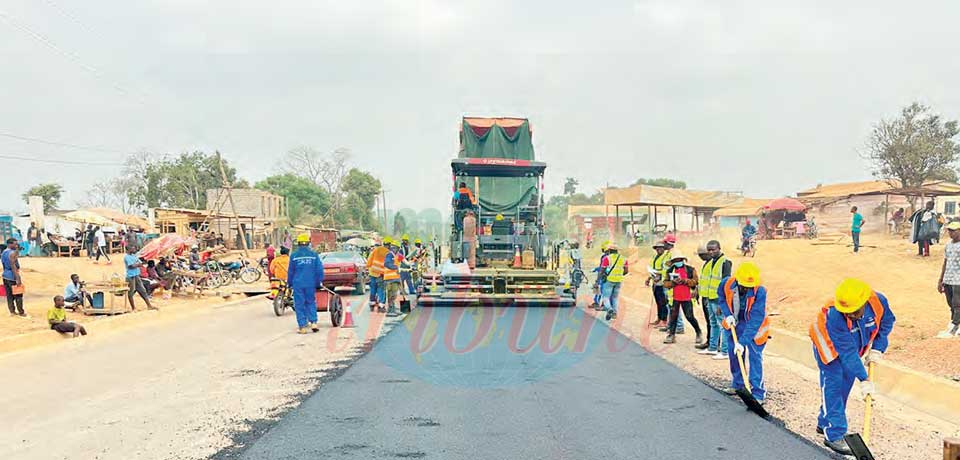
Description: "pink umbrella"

(764, 197), (806, 212)
(138, 234), (188, 260)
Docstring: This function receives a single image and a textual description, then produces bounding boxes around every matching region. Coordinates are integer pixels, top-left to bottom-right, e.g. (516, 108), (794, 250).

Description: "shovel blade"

(843, 433), (875, 460)
(735, 388), (770, 419)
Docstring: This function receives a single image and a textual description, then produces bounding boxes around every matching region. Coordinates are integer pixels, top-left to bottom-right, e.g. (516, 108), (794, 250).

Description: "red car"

(319, 251), (368, 293)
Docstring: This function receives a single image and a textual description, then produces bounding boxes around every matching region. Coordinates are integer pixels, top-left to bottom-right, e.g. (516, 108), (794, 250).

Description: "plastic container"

(91, 292), (105, 308)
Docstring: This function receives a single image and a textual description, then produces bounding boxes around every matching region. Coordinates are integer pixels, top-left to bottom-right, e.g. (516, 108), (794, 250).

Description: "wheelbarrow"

(315, 285), (345, 327)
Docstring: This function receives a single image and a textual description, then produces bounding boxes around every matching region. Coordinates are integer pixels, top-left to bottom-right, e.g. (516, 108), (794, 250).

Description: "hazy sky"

(2, 0), (959, 214)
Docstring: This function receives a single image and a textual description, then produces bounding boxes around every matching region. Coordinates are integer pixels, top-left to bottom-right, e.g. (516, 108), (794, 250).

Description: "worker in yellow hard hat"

(366, 236), (390, 312)
(287, 233), (324, 334)
(717, 262), (769, 402)
(398, 234), (415, 295)
(809, 278), (896, 455)
(589, 240), (612, 310)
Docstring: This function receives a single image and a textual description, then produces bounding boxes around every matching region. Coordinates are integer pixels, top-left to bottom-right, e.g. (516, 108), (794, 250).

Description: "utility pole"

(381, 189), (388, 233)
(216, 151), (249, 258)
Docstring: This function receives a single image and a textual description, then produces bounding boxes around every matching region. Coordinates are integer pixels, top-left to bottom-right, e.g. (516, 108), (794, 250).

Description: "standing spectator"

(2, 238), (25, 317)
(83, 224), (95, 259)
(695, 244), (711, 350)
(93, 226), (110, 264)
(63, 274), (93, 310)
(661, 251), (703, 344)
(27, 222), (42, 252)
(937, 221), (960, 337)
(910, 201), (939, 257)
(124, 246), (156, 311)
(850, 206), (865, 253)
(646, 241), (670, 327)
(126, 228), (138, 250)
(47, 296), (87, 337)
(890, 207), (905, 234)
(701, 240), (734, 360)
(265, 242), (276, 271)
(600, 243), (628, 321)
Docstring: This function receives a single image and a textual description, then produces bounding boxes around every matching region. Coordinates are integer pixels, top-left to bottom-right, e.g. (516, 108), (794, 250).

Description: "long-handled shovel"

(729, 326), (770, 418)
(843, 361), (876, 459)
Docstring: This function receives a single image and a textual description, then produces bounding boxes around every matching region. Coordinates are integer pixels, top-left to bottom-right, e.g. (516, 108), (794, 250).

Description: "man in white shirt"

(93, 226), (110, 264)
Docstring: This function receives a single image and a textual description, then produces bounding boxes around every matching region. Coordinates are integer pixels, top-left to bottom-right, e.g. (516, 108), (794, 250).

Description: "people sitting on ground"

(140, 260), (161, 296)
(742, 219), (757, 251)
(48, 295), (87, 337)
(63, 274), (93, 311)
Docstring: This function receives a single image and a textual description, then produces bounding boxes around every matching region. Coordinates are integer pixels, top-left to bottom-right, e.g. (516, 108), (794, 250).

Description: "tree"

(281, 146), (352, 212)
(393, 212), (407, 235)
(563, 177), (579, 196)
(80, 177), (137, 213)
(255, 174), (332, 225)
(631, 178), (687, 189)
(334, 168), (382, 230)
(22, 183), (64, 212)
(865, 102), (960, 190)
(124, 151), (243, 210)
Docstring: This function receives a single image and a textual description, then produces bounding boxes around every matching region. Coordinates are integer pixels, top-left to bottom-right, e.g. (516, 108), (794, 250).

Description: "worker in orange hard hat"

(809, 278), (896, 455)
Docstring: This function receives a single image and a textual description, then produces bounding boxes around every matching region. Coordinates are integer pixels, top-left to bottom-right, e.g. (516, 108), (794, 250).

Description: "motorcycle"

(210, 257), (262, 284)
(741, 235), (758, 257)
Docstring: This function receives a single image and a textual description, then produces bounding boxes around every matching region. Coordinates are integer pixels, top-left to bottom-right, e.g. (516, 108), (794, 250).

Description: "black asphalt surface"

(237, 306), (831, 460)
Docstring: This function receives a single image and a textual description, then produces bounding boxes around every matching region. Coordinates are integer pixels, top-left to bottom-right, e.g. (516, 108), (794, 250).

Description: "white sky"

(2, 0), (959, 213)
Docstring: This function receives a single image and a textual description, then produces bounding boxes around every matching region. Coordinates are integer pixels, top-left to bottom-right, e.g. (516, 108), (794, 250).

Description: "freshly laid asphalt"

(237, 306), (832, 460)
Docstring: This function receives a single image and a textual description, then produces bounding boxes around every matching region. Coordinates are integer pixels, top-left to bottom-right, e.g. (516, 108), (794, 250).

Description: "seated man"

(63, 273), (93, 311)
(188, 246), (201, 270)
(48, 295), (88, 337)
(140, 261), (161, 296)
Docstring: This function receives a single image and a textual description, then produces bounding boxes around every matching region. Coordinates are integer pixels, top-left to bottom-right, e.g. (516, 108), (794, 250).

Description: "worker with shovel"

(718, 262), (771, 404)
(809, 278), (895, 456)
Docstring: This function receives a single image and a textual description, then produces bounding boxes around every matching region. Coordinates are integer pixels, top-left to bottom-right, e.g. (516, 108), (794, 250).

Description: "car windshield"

(320, 251), (361, 263)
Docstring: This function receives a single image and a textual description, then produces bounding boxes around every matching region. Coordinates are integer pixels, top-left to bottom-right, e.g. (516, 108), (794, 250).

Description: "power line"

(0, 154), (124, 166)
(0, 132), (128, 153)
(0, 9), (146, 104)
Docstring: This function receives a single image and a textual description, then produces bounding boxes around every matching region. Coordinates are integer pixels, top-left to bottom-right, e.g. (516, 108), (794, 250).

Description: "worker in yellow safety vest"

(591, 240), (611, 311)
(599, 243), (628, 321)
(809, 278), (895, 455)
(697, 240), (733, 358)
(366, 238), (389, 312)
(646, 240), (670, 326)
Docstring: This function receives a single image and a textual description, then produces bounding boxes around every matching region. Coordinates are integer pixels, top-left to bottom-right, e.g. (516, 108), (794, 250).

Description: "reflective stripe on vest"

(383, 251), (400, 281)
(721, 277), (770, 345)
(809, 293), (885, 365)
(701, 255), (726, 300)
(367, 247), (387, 277)
(606, 254), (626, 283)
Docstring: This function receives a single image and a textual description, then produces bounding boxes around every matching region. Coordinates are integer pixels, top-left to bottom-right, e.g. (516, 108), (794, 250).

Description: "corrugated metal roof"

(797, 180), (960, 200)
(604, 185), (742, 209)
(713, 198), (773, 217)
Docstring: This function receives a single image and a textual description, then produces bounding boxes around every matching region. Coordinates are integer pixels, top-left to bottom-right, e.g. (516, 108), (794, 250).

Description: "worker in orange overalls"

(366, 238), (389, 312)
(809, 278), (896, 455)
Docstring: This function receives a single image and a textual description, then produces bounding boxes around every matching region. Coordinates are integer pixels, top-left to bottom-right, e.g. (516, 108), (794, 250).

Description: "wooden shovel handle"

(863, 361), (875, 444)
(729, 326), (752, 393)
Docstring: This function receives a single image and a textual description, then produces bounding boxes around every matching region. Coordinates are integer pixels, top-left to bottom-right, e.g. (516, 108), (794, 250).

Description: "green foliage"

(22, 183), (64, 212)
(866, 102), (960, 188)
(126, 151), (242, 210)
(255, 174), (331, 225)
(393, 212), (407, 235)
(563, 177), (579, 196)
(334, 168), (382, 231)
(630, 177), (687, 189)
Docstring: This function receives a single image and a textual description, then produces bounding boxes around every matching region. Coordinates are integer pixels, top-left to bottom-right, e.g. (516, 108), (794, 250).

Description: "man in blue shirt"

(287, 234), (324, 334)
(2, 238), (24, 316)
(850, 206), (865, 253)
(64, 273), (93, 310)
(741, 219), (757, 252)
(124, 245), (155, 311)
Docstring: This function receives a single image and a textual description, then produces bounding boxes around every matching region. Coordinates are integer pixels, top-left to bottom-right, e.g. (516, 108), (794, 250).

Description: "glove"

(864, 349), (883, 365)
(733, 343), (745, 356)
(859, 381), (875, 400)
(724, 315), (737, 328)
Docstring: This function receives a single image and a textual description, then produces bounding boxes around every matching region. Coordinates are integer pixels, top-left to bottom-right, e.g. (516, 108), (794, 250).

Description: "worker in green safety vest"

(697, 240), (733, 358)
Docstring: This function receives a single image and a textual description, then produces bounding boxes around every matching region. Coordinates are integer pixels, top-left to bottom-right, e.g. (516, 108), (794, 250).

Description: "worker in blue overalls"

(287, 233), (324, 334)
(810, 278), (895, 455)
